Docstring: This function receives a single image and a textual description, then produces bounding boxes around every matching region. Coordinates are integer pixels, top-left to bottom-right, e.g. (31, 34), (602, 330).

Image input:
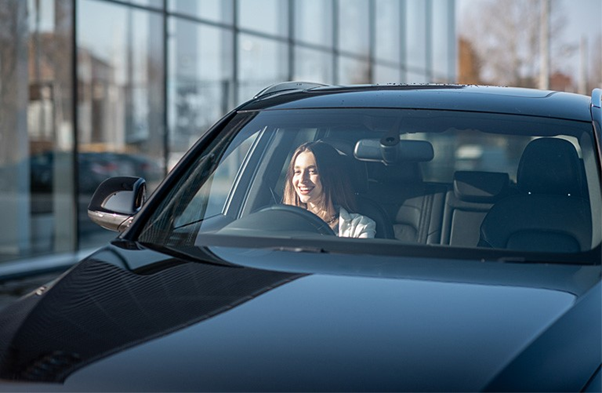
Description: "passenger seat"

(365, 163), (447, 244)
(479, 138), (592, 252)
(441, 171), (511, 247)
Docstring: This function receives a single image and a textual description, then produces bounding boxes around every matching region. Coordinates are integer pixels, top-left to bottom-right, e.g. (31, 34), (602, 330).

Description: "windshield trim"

(194, 233), (602, 266)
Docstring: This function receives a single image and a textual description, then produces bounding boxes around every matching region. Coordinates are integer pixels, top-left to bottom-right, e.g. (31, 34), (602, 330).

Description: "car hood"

(0, 243), (599, 392)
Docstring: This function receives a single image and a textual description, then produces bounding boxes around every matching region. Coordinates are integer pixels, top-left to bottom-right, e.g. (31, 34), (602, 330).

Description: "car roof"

(239, 83), (593, 122)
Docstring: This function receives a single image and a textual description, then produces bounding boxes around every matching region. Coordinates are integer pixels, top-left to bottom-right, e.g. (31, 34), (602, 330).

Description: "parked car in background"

(0, 83), (600, 392)
(30, 151), (164, 195)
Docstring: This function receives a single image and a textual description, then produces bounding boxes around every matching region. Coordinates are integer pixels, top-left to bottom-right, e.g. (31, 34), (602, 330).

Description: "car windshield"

(136, 108), (602, 264)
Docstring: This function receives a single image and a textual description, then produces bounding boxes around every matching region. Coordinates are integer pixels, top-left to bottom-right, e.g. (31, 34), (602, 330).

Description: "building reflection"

(0, 0), (457, 267)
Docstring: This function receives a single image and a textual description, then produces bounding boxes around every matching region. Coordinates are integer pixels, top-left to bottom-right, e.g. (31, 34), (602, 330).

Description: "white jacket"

(338, 207), (376, 238)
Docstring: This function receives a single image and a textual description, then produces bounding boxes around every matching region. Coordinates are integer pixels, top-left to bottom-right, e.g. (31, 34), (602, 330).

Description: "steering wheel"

(218, 204), (335, 236)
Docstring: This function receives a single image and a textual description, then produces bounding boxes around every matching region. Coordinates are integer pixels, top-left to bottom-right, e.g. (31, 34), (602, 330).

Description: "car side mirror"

(88, 176), (146, 232)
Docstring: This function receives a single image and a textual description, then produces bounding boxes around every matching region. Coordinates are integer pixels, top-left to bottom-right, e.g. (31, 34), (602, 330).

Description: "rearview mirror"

(88, 176), (146, 232)
(354, 139), (434, 164)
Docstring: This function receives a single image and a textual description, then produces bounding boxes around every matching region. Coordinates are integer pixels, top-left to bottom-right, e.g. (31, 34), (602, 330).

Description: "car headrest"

(453, 171), (509, 203)
(321, 138), (369, 194)
(517, 138), (583, 196)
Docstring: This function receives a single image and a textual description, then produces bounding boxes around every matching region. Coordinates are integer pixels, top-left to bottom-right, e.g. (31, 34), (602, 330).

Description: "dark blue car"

(0, 84), (600, 392)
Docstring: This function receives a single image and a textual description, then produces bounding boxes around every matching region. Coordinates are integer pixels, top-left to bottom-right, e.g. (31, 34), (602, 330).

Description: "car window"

(137, 108), (601, 263)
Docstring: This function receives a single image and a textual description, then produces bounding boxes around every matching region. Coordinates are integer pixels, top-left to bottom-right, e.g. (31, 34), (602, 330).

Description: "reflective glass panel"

(374, 64), (402, 83)
(431, 0), (455, 82)
(169, 0), (233, 24)
(78, 0), (166, 248)
(405, 0), (429, 81)
(121, 0), (163, 8)
(337, 0), (370, 56)
(375, 0), (402, 64)
(168, 18), (234, 169)
(294, 0), (333, 47)
(338, 56), (370, 84)
(293, 46), (334, 84)
(0, 0), (75, 263)
(238, 0), (288, 37)
(238, 34), (288, 104)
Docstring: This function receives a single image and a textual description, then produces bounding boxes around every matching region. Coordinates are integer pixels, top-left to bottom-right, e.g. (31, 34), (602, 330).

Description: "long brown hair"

(283, 141), (357, 221)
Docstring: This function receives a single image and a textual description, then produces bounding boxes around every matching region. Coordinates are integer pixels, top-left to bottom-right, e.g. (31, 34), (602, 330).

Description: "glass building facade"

(0, 0), (456, 267)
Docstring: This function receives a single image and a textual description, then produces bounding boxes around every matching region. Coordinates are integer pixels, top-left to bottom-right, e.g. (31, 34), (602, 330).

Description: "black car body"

(0, 84), (601, 392)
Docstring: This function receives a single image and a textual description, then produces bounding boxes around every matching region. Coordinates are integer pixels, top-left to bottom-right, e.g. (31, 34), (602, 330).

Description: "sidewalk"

(0, 248), (97, 311)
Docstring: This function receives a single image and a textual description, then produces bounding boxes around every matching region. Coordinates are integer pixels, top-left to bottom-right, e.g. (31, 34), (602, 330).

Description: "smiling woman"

(283, 141), (376, 237)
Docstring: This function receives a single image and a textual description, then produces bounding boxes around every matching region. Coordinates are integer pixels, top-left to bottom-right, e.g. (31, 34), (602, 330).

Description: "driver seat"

(479, 138), (592, 252)
(323, 138), (395, 239)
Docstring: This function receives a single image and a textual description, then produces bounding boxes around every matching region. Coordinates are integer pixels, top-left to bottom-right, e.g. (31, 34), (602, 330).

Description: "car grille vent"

(20, 350), (81, 381)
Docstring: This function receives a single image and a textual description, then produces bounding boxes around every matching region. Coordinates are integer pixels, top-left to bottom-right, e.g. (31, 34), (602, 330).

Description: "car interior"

(147, 109), (601, 259)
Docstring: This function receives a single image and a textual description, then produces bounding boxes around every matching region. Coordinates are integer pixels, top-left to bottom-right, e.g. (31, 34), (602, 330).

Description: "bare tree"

(459, 0), (566, 87)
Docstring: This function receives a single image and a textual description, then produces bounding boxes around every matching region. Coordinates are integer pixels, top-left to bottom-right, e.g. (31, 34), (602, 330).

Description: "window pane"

(169, 0), (233, 24)
(238, 34), (288, 104)
(168, 18), (234, 168)
(238, 0), (288, 37)
(374, 64), (401, 83)
(0, 0), (76, 263)
(405, 0), (429, 81)
(337, 0), (370, 56)
(78, 0), (165, 248)
(294, 46), (334, 84)
(338, 56), (370, 84)
(121, 0), (163, 8)
(375, 0), (402, 64)
(294, 0), (333, 47)
(431, 0), (455, 82)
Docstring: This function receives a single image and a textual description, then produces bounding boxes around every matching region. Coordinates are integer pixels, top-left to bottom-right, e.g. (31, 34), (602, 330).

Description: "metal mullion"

(288, 0), (294, 80)
(233, 0), (239, 105)
(72, 0), (80, 251)
(333, 0), (339, 84)
(162, 0), (168, 176)
(368, 0), (375, 82)
(96, 0), (163, 13)
(425, 0), (433, 81)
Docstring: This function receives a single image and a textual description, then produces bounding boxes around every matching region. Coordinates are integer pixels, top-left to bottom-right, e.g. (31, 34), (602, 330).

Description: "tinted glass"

(294, 47), (334, 84)
(431, 0), (455, 82)
(237, 34), (288, 104)
(337, 0), (370, 56)
(294, 0), (333, 47)
(338, 56), (371, 84)
(138, 108), (601, 261)
(169, 0), (233, 24)
(78, 0), (165, 248)
(375, 0), (402, 64)
(405, 0), (429, 83)
(0, 0), (76, 263)
(238, 0), (287, 37)
(168, 18), (233, 169)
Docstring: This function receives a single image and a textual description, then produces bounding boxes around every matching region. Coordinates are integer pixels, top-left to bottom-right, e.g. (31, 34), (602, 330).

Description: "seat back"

(442, 171), (510, 247)
(366, 162), (447, 244)
(323, 138), (395, 239)
(479, 138), (592, 252)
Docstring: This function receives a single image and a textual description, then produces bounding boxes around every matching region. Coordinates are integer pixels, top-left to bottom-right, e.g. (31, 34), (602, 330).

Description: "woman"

(283, 141), (376, 238)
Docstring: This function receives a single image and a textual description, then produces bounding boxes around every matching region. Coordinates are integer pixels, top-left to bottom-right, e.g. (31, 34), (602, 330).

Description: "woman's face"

(292, 151), (324, 205)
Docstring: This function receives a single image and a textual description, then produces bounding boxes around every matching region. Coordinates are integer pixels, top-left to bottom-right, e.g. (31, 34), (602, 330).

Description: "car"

(0, 83), (600, 392)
